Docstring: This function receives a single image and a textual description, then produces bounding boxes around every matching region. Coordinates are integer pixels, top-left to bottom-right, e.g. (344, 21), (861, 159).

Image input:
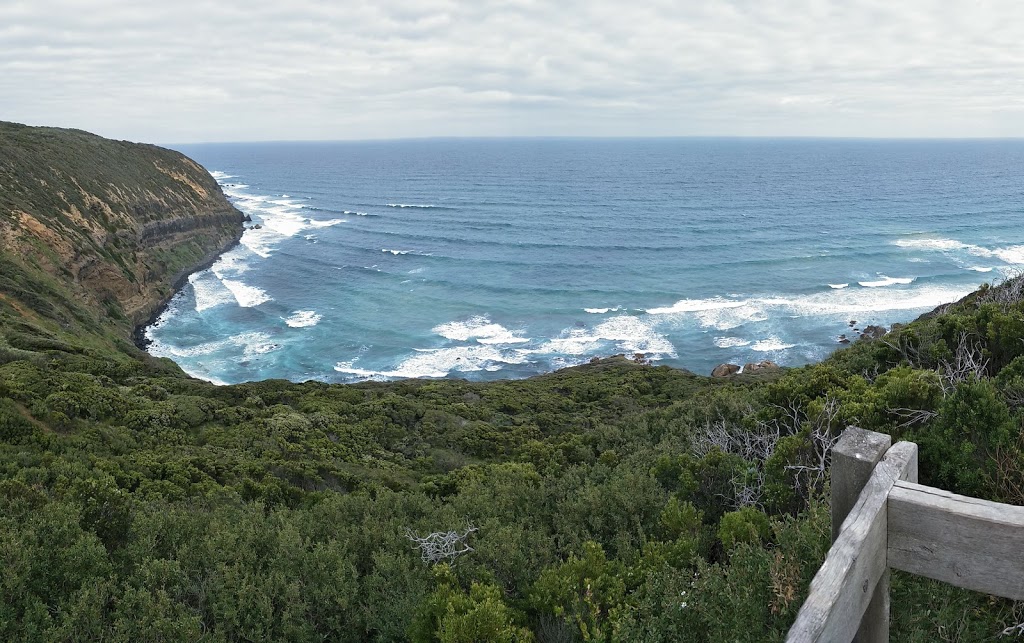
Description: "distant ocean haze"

(143, 138), (1024, 384)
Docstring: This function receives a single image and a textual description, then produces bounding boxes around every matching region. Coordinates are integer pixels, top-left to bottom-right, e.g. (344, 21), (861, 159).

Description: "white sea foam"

(893, 238), (969, 251)
(992, 246), (1024, 264)
(284, 310), (322, 328)
(592, 316), (677, 356)
(386, 203), (435, 208)
(968, 266), (994, 272)
(537, 331), (604, 355)
(828, 283), (849, 289)
(584, 306), (622, 314)
(210, 173), (344, 260)
(536, 315), (676, 358)
(147, 331), (279, 363)
(344, 210), (369, 216)
(383, 248), (411, 255)
(858, 275), (915, 288)
(221, 279), (271, 307)
(714, 337), (751, 348)
(752, 337), (797, 352)
(642, 283), (971, 335)
(646, 297), (748, 315)
(307, 218), (346, 228)
(893, 237), (1024, 265)
(188, 273), (234, 312)
(335, 345), (529, 380)
(432, 316), (529, 344)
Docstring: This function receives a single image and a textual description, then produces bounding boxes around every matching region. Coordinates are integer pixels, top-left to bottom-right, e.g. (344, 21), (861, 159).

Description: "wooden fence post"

(831, 427), (892, 643)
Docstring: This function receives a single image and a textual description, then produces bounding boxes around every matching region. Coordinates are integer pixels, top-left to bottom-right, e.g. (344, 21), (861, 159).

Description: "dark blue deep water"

(146, 139), (1024, 384)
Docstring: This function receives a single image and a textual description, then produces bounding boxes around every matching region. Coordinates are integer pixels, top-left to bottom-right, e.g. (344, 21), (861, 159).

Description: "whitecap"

(307, 218), (345, 228)
(189, 273), (234, 312)
(592, 316), (677, 357)
(537, 315), (676, 358)
(714, 337), (751, 348)
(646, 297), (747, 315)
(383, 248), (411, 255)
(967, 266), (994, 273)
(344, 210), (369, 216)
(584, 306), (622, 314)
(828, 283), (849, 289)
(386, 203), (435, 208)
(221, 279), (271, 307)
(432, 316), (529, 344)
(752, 337), (796, 352)
(893, 238), (969, 252)
(992, 245), (1024, 264)
(335, 345), (529, 380)
(284, 310), (322, 328)
(858, 275), (915, 288)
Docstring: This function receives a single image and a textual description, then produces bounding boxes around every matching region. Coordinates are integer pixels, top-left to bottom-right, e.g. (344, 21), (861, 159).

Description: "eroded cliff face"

(0, 121), (245, 335)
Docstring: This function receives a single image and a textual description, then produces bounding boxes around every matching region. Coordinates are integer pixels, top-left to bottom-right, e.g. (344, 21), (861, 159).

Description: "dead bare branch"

(406, 525), (478, 565)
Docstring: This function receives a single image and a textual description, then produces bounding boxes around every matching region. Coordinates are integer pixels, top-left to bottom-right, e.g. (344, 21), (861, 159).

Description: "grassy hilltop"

(1, 123), (1023, 641)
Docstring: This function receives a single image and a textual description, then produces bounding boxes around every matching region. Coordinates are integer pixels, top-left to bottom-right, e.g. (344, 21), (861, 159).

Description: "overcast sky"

(2, 1), (1023, 143)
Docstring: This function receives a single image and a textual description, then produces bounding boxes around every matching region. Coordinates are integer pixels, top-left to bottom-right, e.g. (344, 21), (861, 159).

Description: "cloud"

(1, 0), (1023, 141)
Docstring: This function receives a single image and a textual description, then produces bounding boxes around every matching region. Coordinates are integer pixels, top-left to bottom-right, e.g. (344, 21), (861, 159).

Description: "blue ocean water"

(145, 139), (1024, 384)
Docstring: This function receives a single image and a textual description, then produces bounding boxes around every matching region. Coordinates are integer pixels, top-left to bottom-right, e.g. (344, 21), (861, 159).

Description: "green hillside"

(1, 123), (1022, 641)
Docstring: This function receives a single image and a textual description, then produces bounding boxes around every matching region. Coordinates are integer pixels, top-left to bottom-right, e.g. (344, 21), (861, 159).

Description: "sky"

(2, 0), (1023, 143)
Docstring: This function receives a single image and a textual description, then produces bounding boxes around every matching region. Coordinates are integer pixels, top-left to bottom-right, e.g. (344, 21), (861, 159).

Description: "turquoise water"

(145, 139), (1024, 384)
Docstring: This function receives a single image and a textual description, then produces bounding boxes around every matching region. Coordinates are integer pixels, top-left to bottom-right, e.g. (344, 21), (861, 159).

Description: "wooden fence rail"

(786, 427), (1024, 643)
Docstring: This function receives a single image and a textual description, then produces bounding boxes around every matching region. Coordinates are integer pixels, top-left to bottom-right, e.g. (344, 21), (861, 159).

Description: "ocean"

(145, 138), (1024, 384)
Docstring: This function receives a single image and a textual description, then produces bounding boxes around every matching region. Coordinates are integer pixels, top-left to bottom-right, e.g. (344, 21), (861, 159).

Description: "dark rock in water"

(860, 325), (887, 340)
(743, 360), (779, 373)
(839, 337), (851, 344)
(589, 356), (601, 364)
(849, 320), (857, 326)
(250, 224), (263, 229)
(712, 363), (741, 377)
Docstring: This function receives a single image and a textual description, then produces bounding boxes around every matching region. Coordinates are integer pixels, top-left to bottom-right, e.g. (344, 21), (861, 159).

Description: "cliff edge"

(0, 121), (244, 346)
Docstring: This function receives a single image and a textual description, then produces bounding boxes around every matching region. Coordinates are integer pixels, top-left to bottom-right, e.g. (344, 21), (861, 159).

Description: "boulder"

(711, 363), (741, 377)
(743, 360), (779, 373)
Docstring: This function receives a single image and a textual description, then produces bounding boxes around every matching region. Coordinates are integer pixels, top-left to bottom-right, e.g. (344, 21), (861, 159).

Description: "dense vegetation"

(5, 274), (1024, 640)
(2, 124), (1023, 640)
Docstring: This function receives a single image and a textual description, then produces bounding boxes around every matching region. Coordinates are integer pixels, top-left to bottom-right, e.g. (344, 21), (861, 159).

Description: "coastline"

(132, 229), (244, 351)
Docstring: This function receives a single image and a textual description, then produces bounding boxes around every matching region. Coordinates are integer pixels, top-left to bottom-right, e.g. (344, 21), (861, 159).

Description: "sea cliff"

(0, 121), (245, 344)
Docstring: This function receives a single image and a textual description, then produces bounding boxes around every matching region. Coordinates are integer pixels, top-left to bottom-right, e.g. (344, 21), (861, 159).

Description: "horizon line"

(165, 134), (1024, 146)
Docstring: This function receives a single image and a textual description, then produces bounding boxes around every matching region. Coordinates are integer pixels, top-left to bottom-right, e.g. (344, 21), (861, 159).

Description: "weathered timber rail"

(786, 427), (1024, 642)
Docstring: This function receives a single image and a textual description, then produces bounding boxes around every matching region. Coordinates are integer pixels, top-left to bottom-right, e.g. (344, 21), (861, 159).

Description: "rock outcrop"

(712, 363), (741, 377)
(859, 325), (887, 341)
(743, 360), (779, 373)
